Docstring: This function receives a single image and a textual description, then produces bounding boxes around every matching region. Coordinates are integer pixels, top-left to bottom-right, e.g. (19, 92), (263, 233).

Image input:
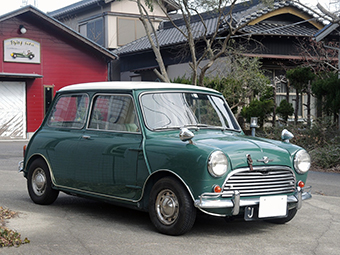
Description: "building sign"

(4, 38), (41, 64)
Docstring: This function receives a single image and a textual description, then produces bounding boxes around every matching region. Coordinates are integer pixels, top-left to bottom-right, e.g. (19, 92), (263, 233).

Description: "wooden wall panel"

(0, 15), (109, 133)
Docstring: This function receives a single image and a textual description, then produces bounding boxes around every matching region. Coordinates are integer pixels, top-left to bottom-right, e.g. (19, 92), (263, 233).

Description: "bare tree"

(136, 0), (171, 82)
(135, 0), (337, 87)
(135, 0), (273, 85)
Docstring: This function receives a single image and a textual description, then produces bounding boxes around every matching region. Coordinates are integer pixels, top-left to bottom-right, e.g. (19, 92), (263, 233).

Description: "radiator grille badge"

(257, 156), (273, 164)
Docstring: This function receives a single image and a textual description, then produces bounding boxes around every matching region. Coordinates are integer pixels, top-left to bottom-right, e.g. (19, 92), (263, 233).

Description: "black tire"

(266, 207), (297, 224)
(27, 158), (59, 205)
(149, 177), (196, 236)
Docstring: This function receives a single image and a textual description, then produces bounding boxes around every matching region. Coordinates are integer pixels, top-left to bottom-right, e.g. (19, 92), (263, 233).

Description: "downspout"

(97, 0), (111, 81)
(108, 60), (112, 81)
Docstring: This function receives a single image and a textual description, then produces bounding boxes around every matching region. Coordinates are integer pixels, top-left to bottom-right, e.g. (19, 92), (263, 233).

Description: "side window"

(88, 95), (139, 132)
(47, 94), (89, 128)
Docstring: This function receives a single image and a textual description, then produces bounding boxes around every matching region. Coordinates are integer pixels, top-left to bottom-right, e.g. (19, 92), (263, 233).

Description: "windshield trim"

(139, 90), (242, 133)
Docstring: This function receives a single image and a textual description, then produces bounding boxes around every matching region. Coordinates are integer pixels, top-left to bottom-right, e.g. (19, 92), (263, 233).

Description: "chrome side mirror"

(179, 128), (194, 143)
(281, 129), (294, 143)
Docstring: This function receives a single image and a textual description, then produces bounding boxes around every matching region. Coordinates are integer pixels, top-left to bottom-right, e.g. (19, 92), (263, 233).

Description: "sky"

(0, 0), (337, 16)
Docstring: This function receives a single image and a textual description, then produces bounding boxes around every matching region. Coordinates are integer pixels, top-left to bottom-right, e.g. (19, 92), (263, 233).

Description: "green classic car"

(19, 82), (311, 235)
(11, 51), (35, 59)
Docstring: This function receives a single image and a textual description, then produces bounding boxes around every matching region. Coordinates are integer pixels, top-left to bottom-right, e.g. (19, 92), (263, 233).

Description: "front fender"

(144, 137), (225, 199)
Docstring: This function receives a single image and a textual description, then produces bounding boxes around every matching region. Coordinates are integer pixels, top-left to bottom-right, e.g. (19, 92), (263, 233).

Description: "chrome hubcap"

(155, 189), (179, 225)
(32, 168), (46, 196)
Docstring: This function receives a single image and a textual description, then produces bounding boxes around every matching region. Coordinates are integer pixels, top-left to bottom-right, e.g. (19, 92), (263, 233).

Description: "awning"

(0, 72), (43, 79)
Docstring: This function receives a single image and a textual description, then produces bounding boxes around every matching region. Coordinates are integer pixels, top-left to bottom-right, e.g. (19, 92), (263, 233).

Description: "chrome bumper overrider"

(194, 186), (312, 216)
(18, 160), (24, 173)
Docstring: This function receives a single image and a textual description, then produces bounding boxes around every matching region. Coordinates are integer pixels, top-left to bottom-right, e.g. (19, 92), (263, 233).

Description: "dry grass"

(0, 207), (29, 248)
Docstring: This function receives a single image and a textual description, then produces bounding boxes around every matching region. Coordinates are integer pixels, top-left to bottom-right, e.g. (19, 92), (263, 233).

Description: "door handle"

(82, 135), (91, 140)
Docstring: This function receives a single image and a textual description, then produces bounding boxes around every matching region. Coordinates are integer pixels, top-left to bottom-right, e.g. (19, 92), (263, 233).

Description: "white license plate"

(258, 195), (287, 218)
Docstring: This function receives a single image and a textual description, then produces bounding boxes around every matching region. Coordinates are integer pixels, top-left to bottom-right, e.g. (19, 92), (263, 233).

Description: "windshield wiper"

(153, 126), (181, 131)
(183, 124), (209, 129)
(184, 124), (233, 131)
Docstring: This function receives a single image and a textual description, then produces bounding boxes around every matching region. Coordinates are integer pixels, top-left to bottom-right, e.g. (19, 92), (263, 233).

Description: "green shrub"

(276, 99), (294, 122)
(257, 118), (340, 170)
(310, 145), (340, 169)
(241, 99), (274, 128)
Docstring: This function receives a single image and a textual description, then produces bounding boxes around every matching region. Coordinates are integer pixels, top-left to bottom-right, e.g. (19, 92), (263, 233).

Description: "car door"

(74, 93), (147, 200)
(45, 93), (89, 187)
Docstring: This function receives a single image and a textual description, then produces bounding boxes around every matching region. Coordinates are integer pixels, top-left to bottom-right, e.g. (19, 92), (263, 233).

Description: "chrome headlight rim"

(208, 151), (228, 178)
(294, 150), (311, 174)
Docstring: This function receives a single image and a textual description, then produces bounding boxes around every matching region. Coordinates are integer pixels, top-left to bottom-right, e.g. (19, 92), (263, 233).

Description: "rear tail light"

(23, 145), (26, 157)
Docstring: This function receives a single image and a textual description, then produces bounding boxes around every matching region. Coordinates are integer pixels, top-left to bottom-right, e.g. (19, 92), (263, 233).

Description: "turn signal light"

(23, 145), (26, 157)
(213, 185), (222, 193)
(297, 180), (305, 188)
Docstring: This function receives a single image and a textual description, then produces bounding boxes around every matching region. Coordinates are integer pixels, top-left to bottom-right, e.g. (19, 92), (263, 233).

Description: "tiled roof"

(242, 22), (319, 37)
(48, 0), (101, 17)
(115, 0), (328, 55)
(49, 0), (179, 17)
(234, 0), (326, 26)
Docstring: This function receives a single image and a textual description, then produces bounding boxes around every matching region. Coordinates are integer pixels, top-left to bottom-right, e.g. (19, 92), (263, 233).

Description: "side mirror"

(281, 129), (294, 143)
(179, 128), (194, 143)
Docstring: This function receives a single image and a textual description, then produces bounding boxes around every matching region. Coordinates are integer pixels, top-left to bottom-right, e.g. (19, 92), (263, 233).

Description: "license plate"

(258, 195), (287, 218)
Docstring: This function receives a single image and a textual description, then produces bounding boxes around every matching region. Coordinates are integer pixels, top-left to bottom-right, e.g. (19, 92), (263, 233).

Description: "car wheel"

(27, 159), (59, 205)
(12, 54), (17, 58)
(149, 177), (196, 235)
(266, 207), (297, 224)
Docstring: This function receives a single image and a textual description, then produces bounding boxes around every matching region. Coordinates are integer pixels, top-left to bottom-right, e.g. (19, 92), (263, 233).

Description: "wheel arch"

(25, 154), (54, 183)
(140, 169), (195, 211)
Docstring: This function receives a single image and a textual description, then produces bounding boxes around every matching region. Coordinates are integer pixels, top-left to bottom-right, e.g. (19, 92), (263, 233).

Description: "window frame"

(79, 17), (105, 47)
(46, 93), (89, 129)
(87, 93), (140, 133)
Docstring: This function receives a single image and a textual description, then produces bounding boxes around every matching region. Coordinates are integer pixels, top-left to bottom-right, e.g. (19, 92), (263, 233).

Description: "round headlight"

(294, 150), (311, 174)
(208, 151), (228, 177)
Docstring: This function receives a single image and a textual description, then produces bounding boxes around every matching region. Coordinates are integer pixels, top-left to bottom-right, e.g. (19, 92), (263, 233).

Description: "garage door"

(0, 82), (26, 139)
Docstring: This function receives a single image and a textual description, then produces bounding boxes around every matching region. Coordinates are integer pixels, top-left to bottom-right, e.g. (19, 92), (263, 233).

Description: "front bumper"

(18, 160), (24, 173)
(194, 186), (312, 217)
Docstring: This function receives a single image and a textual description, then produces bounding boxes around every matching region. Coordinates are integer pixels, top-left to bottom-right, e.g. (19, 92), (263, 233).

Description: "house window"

(117, 17), (146, 46)
(79, 18), (104, 46)
(270, 69), (304, 118)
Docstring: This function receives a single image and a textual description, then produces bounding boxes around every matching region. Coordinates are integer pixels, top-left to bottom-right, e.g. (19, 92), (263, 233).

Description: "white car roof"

(58, 81), (219, 93)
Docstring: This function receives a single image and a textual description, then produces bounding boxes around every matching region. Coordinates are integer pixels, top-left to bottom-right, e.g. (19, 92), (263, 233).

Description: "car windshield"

(140, 92), (241, 131)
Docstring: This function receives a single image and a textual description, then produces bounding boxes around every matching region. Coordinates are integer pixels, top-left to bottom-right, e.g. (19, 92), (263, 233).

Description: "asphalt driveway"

(1, 141), (340, 255)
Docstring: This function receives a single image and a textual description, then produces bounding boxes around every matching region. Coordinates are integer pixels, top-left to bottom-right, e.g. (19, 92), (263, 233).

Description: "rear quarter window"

(47, 94), (89, 128)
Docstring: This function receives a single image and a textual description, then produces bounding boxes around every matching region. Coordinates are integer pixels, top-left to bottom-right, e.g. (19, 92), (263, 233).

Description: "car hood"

(194, 132), (297, 169)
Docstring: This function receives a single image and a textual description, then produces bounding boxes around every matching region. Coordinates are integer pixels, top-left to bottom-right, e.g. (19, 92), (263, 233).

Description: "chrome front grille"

(222, 167), (296, 198)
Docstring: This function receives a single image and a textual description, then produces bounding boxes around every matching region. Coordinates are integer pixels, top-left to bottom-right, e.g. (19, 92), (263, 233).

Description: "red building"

(0, 6), (117, 139)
